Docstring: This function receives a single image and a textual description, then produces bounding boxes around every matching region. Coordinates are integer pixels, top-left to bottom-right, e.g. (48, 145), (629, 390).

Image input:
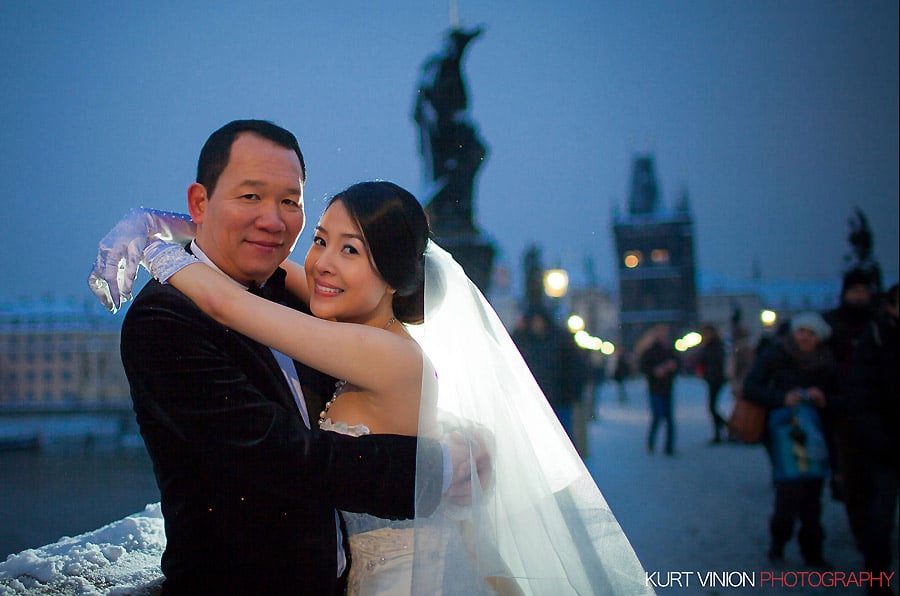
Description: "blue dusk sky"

(1, 1), (897, 303)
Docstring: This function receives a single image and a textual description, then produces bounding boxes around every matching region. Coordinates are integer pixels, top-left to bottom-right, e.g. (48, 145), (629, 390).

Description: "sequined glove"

(142, 239), (199, 284)
(87, 208), (196, 313)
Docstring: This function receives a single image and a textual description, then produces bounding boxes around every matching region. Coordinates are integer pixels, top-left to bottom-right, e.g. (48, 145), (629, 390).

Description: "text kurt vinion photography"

(646, 569), (896, 590)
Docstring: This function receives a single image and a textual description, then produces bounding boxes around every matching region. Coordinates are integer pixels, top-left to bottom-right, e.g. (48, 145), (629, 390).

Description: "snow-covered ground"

(0, 505), (164, 595)
(1, 377), (895, 595)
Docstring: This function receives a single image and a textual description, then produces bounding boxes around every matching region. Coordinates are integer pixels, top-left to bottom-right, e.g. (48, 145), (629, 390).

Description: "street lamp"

(567, 314), (585, 333)
(674, 331), (703, 352)
(543, 268), (568, 319)
(543, 269), (569, 298)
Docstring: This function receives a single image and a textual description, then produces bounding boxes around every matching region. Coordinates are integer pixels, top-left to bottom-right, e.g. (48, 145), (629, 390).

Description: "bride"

(91, 181), (653, 595)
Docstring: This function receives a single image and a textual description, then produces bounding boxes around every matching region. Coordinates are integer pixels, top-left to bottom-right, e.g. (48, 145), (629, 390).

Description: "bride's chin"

(309, 303), (340, 322)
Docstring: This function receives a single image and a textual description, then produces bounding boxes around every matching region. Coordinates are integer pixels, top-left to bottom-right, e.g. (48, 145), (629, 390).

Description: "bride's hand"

(87, 208), (196, 312)
(444, 429), (494, 506)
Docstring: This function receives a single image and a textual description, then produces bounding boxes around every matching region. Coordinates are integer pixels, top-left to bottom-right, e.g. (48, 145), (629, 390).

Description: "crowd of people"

(513, 262), (896, 596)
(691, 266), (894, 596)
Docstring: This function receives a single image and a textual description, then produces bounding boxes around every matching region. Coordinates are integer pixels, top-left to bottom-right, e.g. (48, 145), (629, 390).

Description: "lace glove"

(143, 240), (200, 284)
(87, 208), (196, 313)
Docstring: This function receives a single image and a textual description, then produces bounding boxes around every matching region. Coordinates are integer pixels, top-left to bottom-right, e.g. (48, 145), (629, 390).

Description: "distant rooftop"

(697, 270), (840, 311)
(0, 294), (123, 332)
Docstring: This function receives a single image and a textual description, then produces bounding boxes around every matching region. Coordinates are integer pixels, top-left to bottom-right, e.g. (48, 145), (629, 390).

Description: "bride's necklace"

(317, 316), (396, 427)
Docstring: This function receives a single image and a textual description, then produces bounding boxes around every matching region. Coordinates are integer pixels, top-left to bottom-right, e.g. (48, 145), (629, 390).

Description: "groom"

(110, 120), (447, 595)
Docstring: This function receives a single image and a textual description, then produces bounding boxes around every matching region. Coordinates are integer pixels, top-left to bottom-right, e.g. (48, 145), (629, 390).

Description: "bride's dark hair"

(326, 181), (431, 324)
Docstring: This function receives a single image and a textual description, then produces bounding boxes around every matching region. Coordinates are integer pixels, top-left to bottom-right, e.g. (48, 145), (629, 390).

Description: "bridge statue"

(843, 207), (882, 293)
(414, 26), (495, 292)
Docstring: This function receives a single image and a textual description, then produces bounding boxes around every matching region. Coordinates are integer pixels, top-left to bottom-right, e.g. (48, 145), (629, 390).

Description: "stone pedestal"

(431, 228), (495, 295)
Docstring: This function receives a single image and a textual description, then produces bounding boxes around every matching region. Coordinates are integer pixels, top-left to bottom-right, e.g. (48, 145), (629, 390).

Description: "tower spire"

(628, 155), (659, 215)
(449, 0), (459, 28)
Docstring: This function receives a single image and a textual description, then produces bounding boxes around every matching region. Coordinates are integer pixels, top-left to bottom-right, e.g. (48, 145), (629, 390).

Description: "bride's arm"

(280, 259), (310, 304)
(166, 263), (421, 395)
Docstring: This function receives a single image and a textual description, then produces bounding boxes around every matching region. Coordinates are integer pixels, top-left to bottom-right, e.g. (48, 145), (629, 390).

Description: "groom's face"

(189, 132), (305, 286)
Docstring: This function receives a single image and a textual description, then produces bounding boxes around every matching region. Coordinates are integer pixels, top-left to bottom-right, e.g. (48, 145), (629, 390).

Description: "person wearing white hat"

(743, 311), (841, 568)
(791, 312), (832, 343)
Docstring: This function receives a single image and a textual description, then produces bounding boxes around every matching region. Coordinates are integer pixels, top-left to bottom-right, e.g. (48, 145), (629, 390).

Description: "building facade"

(0, 298), (129, 411)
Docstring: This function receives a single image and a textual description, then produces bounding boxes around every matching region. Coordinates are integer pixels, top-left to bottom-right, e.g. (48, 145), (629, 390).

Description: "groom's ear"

(187, 183), (209, 224)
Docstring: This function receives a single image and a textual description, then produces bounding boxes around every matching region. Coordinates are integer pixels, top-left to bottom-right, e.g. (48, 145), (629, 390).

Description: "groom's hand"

(444, 429), (493, 505)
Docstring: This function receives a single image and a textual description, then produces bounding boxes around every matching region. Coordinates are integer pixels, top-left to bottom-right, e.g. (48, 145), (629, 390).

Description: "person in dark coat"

(513, 308), (589, 453)
(612, 350), (631, 403)
(824, 267), (879, 374)
(587, 350), (607, 419)
(822, 267), (879, 543)
(696, 324), (727, 443)
(637, 324), (680, 455)
(846, 284), (899, 595)
(743, 312), (840, 568)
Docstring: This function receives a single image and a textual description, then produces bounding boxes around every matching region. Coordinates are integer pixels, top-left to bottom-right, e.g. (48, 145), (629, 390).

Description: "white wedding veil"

(407, 241), (653, 595)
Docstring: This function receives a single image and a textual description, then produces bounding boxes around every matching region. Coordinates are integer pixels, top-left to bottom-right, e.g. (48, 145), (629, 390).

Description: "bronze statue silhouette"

(522, 244), (547, 315)
(844, 207), (882, 293)
(414, 26), (487, 233)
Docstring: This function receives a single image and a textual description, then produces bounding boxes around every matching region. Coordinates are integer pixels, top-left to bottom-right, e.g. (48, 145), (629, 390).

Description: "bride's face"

(303, 200), (395, 324)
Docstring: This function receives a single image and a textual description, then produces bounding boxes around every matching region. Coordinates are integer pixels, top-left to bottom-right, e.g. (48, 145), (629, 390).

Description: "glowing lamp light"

(623, 251), (641, 268)
(574, 330), (604, 351)
(543, 269), (569, 298)
(683, 331), (702, 348)
(600, 341), (616, 356)
(760, 310), (777, 327)
(574, 330), (591, 347)
(567, 315), (585, 333)
(674, 331), (703, 352)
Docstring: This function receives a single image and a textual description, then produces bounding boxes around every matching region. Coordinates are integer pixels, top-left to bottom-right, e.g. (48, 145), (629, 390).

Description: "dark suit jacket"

(121, 275), (442, 595)
(639, 342), (680, 398)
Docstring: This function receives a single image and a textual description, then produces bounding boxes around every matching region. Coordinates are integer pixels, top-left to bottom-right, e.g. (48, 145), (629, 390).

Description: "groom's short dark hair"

(196, 120), (306, 195)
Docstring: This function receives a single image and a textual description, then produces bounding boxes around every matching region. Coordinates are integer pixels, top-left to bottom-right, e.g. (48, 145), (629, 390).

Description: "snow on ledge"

(0, 503), (165, 595)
